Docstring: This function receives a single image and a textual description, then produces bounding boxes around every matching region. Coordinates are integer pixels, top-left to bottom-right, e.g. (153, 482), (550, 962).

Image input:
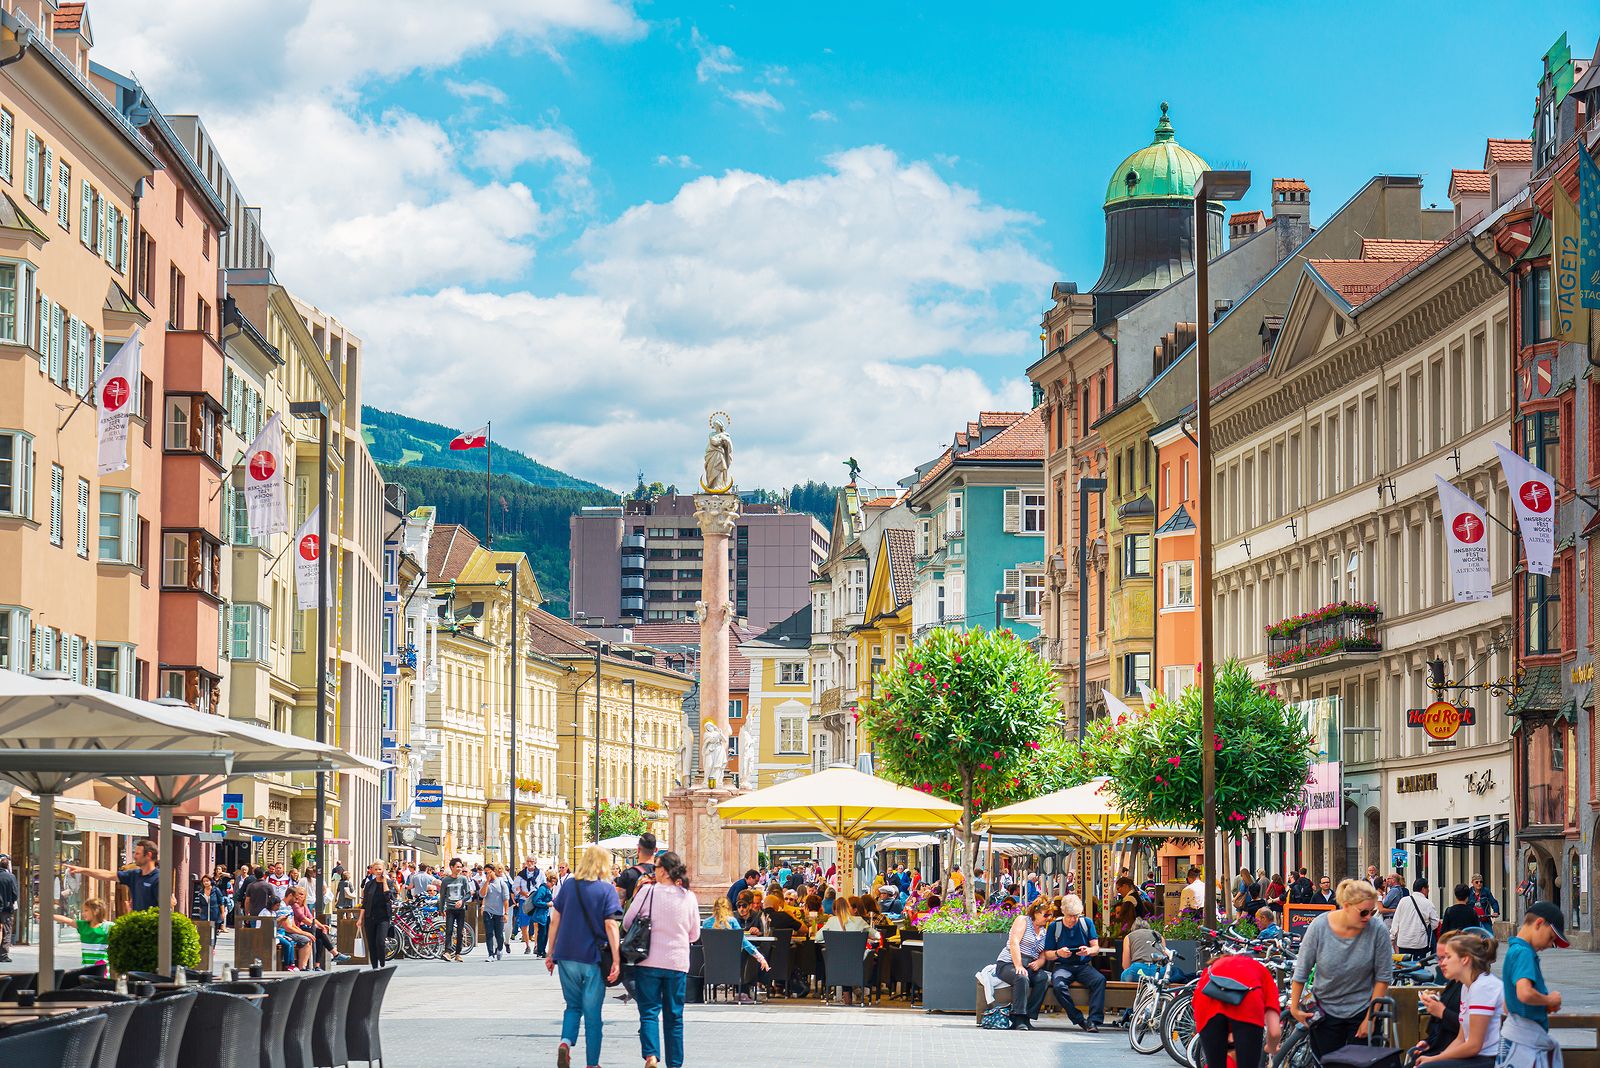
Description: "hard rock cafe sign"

(1405, 700), (1475, 742)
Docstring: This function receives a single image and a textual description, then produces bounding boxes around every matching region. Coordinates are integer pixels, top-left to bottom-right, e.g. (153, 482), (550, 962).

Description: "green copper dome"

(1103, 102), (1210, 208)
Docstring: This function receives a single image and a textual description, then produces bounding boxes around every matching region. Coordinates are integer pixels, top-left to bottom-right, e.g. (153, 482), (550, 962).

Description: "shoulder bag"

(1200, 972), (1256, 1006)
(620, 884), (655, 964)
(575, 880), (623, 985)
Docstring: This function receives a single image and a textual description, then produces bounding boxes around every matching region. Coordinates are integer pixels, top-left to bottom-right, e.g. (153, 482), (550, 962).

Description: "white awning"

(15, 793), (148, 836)
(1397, 817), (1504, 845)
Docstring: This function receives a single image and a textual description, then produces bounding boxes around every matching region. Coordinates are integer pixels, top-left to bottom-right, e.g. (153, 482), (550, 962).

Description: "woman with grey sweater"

(1289, 878), (1394, 1057)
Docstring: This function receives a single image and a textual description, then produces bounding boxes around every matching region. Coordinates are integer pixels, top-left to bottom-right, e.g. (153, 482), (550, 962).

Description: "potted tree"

(106, 908), (201, 977)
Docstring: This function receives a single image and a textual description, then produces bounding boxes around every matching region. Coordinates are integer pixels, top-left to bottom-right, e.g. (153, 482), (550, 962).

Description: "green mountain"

(361, 406), (610, 492)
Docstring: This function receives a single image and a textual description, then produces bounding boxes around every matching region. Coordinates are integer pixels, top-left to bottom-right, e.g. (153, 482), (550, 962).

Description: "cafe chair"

(176, 990), (262, 1068)
(282, 971), (331, 1068)
(311, 968), (359, 1068)
(62, 962), (110, 989)
(344, 966), (396, 1068)
(40, 988), (135, 1002)
(117, 987), (197, 1068)
(700, 929), (746, 1004)
(254, 977), (302, 1068)
(819, 930), (869, 1006)
(93, 1000), (139, 1068)
(205, 982), (268, 996)
(0, 1011), (107, 1068)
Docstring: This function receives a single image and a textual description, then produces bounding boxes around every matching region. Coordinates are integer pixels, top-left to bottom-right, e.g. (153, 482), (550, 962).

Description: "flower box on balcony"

(1265, 601), (1382, 674)
(1264, 601), (1380, 640)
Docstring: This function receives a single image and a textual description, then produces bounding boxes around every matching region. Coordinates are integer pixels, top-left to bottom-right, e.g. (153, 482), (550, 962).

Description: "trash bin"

(335, 907), (369, 964)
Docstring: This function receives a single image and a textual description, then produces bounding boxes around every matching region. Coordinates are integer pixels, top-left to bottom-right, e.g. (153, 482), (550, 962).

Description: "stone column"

(694, 492), (740, 786)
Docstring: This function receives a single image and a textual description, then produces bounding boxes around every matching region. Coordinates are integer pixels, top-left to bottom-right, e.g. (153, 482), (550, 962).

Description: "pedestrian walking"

(513, 857), (542, 953)
(532, 872), (556, 957)
(548, 846), (622, 1068)
(623, 851), (700, 1068)
(616, 832), (659, 904)
(1467, 874), (1500, 925)
(1392, 877), (1441, 957)
(1500, 901), (1567, 1068)
(481, 863), (512, 961)
(1193, 950), (1283, 1068)
(1289, 878), (1394, 1057)
(360, 861), (395, 969)
(437, 858), (473, 962)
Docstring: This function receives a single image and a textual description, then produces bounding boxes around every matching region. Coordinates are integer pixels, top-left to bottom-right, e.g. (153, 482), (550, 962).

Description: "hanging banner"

(243, 414), (288, 537)
(1495, 442), (1556, 576)
(1436, 476), (1492, 602)
(1554, 179), (1589, 343)
(293, 508), (322, 607)
(94, 327), (141, 475)
(1579, 146), (1600, 310)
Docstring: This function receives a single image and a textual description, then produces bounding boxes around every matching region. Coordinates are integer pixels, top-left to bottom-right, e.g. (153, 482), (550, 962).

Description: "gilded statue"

(700, 411), (733, 494)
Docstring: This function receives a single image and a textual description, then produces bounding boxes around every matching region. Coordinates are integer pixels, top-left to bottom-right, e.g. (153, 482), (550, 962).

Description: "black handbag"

(620, 885), (655, 965)
(1200, 973), (1255, 1006)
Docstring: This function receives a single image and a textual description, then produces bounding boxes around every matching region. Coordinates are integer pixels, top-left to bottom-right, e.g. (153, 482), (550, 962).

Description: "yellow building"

(854, 528), (916, 700)
(740, 607), (814, 787)
(1099, 397), (1159, 702)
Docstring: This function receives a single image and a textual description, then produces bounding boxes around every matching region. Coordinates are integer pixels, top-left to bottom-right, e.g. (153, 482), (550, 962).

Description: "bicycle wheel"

(1272, 1026), (1316, 1068)
(1161, 991), (1196, 1067)
(417, 919), (445, 960)
(1129, 991), (1169, 1054)
(384, 927), (403, 961)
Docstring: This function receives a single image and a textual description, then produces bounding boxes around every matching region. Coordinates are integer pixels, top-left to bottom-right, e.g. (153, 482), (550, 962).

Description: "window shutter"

(57, 163), (69, 229)
(0, 110), (13, 183)
(77, 479), (89, 555)
(49, 465), (61, 544)
(30, 623), (38, 671)
(1003, 489), (1021, 532)
(65, 317), (78, 395)
(50, 302), (63, 384)
(40, 145), (52, 213)
(23, 131), (37, 202)
(103, 205), (116, 266)
(97, 195), (106, 255)
(1003, 569), (1020, 617)
(119, 215), (130, 273)
(80, 181), (92, 245)
(36, 295), (48, 375)
(93, 333), (104, 384)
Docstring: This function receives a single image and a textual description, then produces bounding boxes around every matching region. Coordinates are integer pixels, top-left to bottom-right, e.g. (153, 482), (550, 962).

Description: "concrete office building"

(569, 495), (828, 630)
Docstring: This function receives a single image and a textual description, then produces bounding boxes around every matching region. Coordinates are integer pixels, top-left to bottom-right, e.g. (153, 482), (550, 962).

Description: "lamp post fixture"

(585, 639), (608, 843)
(621, 678), (637, 808)
(495, 561), (520, 864)
(1194, 168), (1251, 922)
(994, 591), (1016, 632)
(1076, 477), (1107, 740)
(288, 399), (329, 949)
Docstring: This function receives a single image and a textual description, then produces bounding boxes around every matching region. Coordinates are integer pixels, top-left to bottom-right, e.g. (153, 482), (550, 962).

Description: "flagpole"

(485, 420), (493, 548)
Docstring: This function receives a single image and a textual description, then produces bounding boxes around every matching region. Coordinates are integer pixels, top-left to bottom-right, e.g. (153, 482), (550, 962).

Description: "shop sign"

(1264, 761), (1342, 831)
(1465, 770), (1497, 796)
(1392, 848), (1410, 868)
(1396, 773), (1438, 794)
(1405, 701), (1475, 741)
(1573, 664), (1594, 685)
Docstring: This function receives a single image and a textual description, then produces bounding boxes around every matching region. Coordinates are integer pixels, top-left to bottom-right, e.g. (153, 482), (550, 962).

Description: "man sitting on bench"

(1041, 894), (1105, 1032)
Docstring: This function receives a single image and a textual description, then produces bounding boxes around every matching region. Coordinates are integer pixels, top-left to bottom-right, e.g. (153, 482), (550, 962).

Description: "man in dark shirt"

(736, 890), (766, 935)
(615, 832), (658, 904)
(360, 862), (395, 969)
(437, 858), (473, 962)
(0, 854), (18, 962)
(69, 838), (168, 913)
(1312, 875), (1336, 905)
(727, 868), (760, 909)
(1440, 883), (1483, 936)
(1288, 867), (1315, 905)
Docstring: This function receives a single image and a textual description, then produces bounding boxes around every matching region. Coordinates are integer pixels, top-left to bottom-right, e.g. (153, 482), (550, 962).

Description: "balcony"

(622, 574), (645, 592)
(623, 532), (646, 550)
(818, 686), (842, 714)
(622, 549), (645, 573)
(1265, 601), (1382, 678)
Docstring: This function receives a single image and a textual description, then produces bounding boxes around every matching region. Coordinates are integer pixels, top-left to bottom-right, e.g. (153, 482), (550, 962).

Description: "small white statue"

(700, 717), (728, 787)
(693, 600), (708, 623)
(701, 411), (733, 494)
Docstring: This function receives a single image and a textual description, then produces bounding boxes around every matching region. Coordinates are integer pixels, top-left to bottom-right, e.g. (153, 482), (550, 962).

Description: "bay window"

(97, 488), (137, 563)
(94, 643), (135, 695)
(0, 431), (34, 518)
(1163, 561), (1195, 608)
(1125, 534), (1153, 577)
(0, 606), (29, 671)
(229, 603), (269, 663)
(0, 260), (35, 344)
(1122, 651), (1153, 696)
(1021, 572), (1045, 619)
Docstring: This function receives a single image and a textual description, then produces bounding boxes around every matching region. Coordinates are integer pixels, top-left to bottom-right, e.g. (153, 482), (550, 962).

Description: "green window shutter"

(80, 181), (92, 246)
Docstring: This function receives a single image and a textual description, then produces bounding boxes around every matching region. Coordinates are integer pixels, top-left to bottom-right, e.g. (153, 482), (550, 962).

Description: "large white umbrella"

(0, 670), (380, 985)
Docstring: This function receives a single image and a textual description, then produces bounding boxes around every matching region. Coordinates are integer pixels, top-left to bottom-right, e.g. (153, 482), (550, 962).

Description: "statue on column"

(701, 411), (733, 494)
(700, 719), (728, 788)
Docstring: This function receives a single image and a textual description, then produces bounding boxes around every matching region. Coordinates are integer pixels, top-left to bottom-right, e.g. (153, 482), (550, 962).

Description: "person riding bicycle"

(1289, 878), (1394, 1058)
(1193, 951), (1282, 1068)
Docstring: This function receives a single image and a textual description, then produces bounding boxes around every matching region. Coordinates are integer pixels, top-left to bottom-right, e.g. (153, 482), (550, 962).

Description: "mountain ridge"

(361, 406), (610, 492)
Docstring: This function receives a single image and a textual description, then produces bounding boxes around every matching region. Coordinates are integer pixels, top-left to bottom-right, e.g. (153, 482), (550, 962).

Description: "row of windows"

(6, 117), (129, 275)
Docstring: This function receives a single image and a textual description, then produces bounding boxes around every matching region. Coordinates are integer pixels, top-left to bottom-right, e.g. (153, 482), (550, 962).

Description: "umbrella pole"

(37, 792), (56, 993)
(159, 805), (173, 978)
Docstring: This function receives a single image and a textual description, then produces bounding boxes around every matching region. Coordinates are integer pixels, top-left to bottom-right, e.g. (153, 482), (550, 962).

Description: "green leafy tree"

(861, 627), (1068, 915)
(1081, 659), (1315, 902)
(594, 798), (649, 842)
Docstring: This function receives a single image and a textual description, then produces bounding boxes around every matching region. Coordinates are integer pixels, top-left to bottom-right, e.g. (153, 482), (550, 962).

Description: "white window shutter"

(23, 131), (37, 202)
(40, 145), (52, 213)
(103, 205), (115, 266)
(0, 111), (13, 183)
(80, 181), (92, 245)
(1003, 569), (1020, 617)
(57, 163), (68, 229)
(93, 334), (104, 384)
(1003, 489), (1021, 533)
(36, 295), (48, 375)
(119, 215), (129, 273)
(50, 302), (63, 384)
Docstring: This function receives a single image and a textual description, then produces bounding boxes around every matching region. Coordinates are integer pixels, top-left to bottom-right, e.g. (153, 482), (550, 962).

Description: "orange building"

(1150, 415), (1198, 699)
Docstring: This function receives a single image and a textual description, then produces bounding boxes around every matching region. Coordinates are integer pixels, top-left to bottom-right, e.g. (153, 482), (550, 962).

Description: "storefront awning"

(14, 793), (148, 836)
(1397, 817), (1508, 848)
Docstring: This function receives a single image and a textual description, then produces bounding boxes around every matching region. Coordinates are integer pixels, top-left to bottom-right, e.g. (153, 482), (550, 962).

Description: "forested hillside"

(363, 407), (609, 492)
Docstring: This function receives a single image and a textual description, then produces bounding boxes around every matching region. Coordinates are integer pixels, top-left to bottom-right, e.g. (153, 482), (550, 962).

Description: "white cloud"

(473, 124), (595, 212)
(725, 89), (782, 114)
(444, 79), (510, 105)
(689, 27), (785, 116)
(654, 154), (698, 169)
(691, 27), (741, 83)
(809, 109), (837, 122)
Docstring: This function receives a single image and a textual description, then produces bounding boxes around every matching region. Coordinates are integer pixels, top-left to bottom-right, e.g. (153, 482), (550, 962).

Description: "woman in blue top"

(705, 896), (770, 1001)
(1041, 894), (1106, 1032)
(530, 871), (556, 958)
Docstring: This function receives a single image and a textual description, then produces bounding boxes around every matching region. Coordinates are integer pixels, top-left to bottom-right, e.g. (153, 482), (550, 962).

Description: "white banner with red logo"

(94, 328), (142, 475)
(293, 508), (323, 607)
(1495, 442), (1555, 576)
(1436, 476), (1492, 603)
(243, 414), (288, 537)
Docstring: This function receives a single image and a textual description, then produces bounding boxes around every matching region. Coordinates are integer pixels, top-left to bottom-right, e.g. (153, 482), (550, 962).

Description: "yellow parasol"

(715, 767), (962, 896)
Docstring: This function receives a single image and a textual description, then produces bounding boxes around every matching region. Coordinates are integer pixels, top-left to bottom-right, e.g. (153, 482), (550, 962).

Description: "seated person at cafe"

(763, 892), (805, 938)
(818, 894), (881, 1006)
(705, 896), (769, 1000)
(877, 881), (906, 917)
(1120, 910), (1167, 981)
(1042, 894), (1105, 1032)
(1254, 907), (1286, 941)
(736, 890), (767, 936)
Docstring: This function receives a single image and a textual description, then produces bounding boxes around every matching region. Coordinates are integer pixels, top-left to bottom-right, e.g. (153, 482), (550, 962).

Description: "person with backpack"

(624, 851), (702, 1067)
(616, 833), (659, 904)
(513, 857), (542, 954)
(1288, 867), (1315, 905)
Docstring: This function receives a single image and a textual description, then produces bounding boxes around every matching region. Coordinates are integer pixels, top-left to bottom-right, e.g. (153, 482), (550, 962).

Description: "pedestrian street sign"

(416, 783), (444, 809)
(221, 793), (244, 822)
(1391, 848), (1409, 868)
(132, 797), (157, 821)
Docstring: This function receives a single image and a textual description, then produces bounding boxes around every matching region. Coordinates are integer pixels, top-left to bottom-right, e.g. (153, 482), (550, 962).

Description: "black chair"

(0, 974), (17, 1000)
(0, 1012), (107, 1068)
(176, 990), (262, 1068)
(819, 930), (868, 1004)
(116, 987), (197, 1068)
(77, 977), (119, 991)
(0, 1006), (100, 1036)
(700, 928), (745, 1003)
(255, 978), (302, 1068)
(764, 928), (794, 996)
(41, 988), (136, 1002)
(312, 968), (359, 1068)
(93, 1000), (139, 1068)
(205, 981), (267, 995)
(282, 971), (331, 1068)
(62, 963), (110, 989)
(344, 966), (395, 1068)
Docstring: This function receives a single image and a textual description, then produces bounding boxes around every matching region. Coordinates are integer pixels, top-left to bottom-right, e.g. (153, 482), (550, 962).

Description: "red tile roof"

(1272, 179), (1310, 192)
(54, 3), (84, 30)
(978, 411), (1027, 425)
(1307, 259), (1407, 305)
(962, 408), (1045, 463)
(426, 524), (480, 582)
(1230, 210), (1265, 226)
(523, 610), (694, 680)
(1484, 138), (1532, 166)
(627, 621), (757, 688)
(883, 528), (917, 608)
(1359, 238), (1447, 261)
(1449, 169), (1491, 197)
(863, 495), (899, 508)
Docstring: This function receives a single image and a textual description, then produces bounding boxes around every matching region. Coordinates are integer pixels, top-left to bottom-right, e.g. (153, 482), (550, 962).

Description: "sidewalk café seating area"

(0, 965), (395, 1068)
(685, 916), (926, 1007)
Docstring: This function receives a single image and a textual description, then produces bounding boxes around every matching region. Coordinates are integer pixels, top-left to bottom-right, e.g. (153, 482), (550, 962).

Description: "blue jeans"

(557, 959), (606, 1066)
(633, 965), (687, 1067)
(1121, 962), (1161, 982)
(484, 913), (506, 957)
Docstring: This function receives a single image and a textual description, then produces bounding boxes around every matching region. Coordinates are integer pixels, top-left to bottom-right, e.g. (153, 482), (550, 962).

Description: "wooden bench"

(974, 976), (1138, 1024)
(1551, 1015), (1600, 1068)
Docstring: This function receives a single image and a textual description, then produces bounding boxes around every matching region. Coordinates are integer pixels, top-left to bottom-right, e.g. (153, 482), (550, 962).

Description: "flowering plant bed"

(1264, 601), (1380, 640)
(1265, 635), (1381, 669)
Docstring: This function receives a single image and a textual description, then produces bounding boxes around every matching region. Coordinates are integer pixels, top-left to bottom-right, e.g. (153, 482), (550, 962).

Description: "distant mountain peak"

(361, 406), (610, 493)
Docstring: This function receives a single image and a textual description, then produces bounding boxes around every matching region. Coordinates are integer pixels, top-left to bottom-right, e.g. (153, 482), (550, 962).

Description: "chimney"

(1270, 178), (1312, 263)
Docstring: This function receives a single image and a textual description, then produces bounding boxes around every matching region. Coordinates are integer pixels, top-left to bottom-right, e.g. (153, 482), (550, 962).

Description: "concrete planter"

(921, 931), (1008, 1012)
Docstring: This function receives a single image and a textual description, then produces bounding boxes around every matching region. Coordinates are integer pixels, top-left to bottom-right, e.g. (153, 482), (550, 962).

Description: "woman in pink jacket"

(622, 850), (702, 1068)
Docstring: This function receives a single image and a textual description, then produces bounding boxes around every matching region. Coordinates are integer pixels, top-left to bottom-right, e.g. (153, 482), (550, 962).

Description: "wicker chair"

(0, 1011), (107, 1068)
(175, 990), (262, 1068)
(115, 987), (196, 1068)
(343, 966), (396, 1067)
(311, 969), (359, 1068)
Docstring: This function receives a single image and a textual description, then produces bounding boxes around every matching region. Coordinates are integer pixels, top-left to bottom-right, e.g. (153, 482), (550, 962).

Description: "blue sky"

(96, 3), (1598, 491)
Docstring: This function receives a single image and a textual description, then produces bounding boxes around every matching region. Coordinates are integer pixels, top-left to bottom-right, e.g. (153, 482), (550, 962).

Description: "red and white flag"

(243, 414), (288, 537)
(1495, 442), (1555, 576)
(1436, 476), (1492, 603)
(94, 327), (142, 475)
(450, 425), (489, 450)
(293, 508), (322, 607)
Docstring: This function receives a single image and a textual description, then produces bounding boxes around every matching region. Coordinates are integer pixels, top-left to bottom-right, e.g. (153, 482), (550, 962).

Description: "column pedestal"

(667, 785), (755, 906)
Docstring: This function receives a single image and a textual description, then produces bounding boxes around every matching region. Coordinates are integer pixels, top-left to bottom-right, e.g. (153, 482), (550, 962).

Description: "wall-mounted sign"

(221, 793), (244, 822)
(1465, 770), (1497, 796)
(1406, 701), (1475, 741)
(132, 797), (157, 821)
(415, 784), (444, 809)
(1392, 848), (1410, 868)
(1573, 664), (1595, 685)
(1397, 773), (1438, 794)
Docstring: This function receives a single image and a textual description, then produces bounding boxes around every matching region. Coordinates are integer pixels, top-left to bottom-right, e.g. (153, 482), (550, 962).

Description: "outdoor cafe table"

(0, 1005), (79, 1026)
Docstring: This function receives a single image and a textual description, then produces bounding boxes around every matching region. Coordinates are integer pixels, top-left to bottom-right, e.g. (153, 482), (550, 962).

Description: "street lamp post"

(621, 679), (637, 808)
(288, 400), (329, 955)
(1076, 477), (1107, 740)
(495, 561), (520, 865)
(1194, 169), (1251, 921)
(585, 640), (608, 843)
(995, 591), (1016, 631)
